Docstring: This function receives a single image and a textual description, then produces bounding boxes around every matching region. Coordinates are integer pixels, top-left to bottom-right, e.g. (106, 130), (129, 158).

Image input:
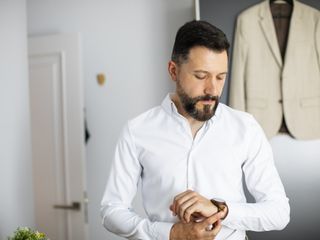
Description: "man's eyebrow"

(218, 72), (228, 75)
(193, 70), (228, 75)
(193, 70), (209, 73)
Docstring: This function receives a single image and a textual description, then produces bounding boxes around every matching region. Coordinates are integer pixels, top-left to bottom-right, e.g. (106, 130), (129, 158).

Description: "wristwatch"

(210, 198), (228, 219)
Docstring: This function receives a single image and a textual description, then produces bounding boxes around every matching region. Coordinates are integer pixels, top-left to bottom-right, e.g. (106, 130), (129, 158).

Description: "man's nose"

(204, 78), (217, 95)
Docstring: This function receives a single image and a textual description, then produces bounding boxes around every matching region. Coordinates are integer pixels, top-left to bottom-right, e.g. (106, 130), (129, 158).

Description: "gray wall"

(200, 0), (320, 239)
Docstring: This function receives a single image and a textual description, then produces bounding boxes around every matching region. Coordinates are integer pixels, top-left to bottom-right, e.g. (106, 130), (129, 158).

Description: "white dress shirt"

(101, 94), (290, 240)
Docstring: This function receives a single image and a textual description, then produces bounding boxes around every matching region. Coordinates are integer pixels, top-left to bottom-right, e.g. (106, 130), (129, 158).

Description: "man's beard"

(176, 81), (219, 122)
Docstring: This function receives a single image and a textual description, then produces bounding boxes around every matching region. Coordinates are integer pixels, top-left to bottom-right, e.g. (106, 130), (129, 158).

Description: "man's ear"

(168, 60), (178, 82)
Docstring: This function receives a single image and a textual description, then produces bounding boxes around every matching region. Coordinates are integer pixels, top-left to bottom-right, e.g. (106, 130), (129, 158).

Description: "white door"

(28, 34), (88, 240)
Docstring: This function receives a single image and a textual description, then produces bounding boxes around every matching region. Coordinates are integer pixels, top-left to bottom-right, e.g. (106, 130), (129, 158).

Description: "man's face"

(169, 46), (228, 121)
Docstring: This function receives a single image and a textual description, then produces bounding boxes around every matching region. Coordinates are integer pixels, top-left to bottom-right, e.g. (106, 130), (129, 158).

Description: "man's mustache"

(194, 95), (219, 102)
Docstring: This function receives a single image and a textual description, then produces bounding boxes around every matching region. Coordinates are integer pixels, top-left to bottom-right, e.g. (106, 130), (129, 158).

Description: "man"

(101, 20), (290, 240)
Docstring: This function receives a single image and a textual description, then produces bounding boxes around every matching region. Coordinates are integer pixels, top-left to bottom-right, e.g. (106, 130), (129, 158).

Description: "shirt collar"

(161, 93), (221, 123)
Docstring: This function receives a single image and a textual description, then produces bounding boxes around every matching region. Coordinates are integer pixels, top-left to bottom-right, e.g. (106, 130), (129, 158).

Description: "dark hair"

(171, 20), (230, 64)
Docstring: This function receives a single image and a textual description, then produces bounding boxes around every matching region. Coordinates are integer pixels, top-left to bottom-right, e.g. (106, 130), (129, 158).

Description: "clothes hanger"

(270, 0), (293, 19)
(270, 0), (293, 5)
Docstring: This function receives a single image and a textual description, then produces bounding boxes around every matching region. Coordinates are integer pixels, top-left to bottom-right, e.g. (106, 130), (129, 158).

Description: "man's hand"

(169, 212), (223, 240)
(170, 190), (218, 223)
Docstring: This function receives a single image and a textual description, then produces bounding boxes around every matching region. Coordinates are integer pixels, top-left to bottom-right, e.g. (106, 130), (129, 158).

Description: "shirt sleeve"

(100, 123), (173, 240)
(222, 116), (290, 231)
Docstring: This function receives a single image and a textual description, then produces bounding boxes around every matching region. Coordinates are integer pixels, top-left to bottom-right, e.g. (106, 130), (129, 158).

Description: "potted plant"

(8, 227), (49, 240)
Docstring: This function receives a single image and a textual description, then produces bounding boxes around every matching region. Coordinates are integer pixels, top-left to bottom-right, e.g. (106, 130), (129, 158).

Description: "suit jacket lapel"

(259, 0), (283, 67)
(283, 0), (302, 71)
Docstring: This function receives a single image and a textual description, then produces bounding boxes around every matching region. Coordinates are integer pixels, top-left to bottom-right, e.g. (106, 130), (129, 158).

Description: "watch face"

(211, 198), (226, 212)
(211, 198), (228, 219)
(212, 198), (225, 204)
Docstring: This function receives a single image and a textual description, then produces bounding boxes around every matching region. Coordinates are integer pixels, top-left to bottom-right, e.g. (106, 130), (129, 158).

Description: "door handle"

(53, 201), (81, 211)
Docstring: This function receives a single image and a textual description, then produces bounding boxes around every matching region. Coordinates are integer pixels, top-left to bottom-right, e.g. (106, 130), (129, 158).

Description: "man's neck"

(171, 94), (205, 139)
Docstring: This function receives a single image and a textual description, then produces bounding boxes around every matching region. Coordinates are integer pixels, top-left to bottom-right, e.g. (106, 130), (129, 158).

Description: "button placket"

(186, 127), (203, 190)
(186, 141), (195, 190)
(186, 121), (212, 190)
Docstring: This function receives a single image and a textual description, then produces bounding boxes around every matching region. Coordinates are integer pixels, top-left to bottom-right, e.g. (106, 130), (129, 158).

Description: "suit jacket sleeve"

(229, 17), (248, 111)
(316, 12), (320, 75)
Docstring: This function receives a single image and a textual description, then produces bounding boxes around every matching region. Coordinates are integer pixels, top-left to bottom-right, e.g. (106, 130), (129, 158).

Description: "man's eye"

(195, 75), (206, 80)
(217, 75), (227, 81)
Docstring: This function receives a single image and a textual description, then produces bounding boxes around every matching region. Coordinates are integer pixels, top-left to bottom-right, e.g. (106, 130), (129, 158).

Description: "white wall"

(248, 134), (320, 239)
(27, 1), (194, 239)
(0, 0), (35, 238)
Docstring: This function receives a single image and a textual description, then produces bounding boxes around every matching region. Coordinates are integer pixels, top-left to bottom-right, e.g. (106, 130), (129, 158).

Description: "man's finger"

(178, 197), (198, 222)
(183, 201), (200, 223)
(174, 189), (192, 200)
(211, 219), (222, 236)
(202, 219), (222, 238)
(200, 211), (222, 228)
(171, 190), (191, 214)
(173, 190), (195, 216)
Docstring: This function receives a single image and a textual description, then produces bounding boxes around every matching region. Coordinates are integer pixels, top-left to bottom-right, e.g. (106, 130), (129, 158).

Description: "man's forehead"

(185, 48), (228, 72)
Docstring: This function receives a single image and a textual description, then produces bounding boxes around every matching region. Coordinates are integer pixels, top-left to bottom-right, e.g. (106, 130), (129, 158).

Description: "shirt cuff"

(222, 201), (244, 225)
(222, 201), (260, 230)
(152, 221), (174, 240)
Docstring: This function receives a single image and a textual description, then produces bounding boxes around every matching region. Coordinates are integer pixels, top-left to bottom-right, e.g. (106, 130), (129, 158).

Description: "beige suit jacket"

(229, 0), (320, 140)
